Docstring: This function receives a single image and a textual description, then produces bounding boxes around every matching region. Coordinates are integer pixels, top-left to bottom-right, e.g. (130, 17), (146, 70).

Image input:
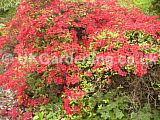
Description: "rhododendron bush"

(0, 0), (160, 119)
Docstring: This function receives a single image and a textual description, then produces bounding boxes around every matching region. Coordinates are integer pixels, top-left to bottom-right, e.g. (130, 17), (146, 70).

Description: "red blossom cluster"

(0, 0), (160, 118)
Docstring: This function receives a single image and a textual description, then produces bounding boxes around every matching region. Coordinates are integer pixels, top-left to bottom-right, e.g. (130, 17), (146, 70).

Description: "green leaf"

(115, 109), (124, 119)
(97, 31), (106, 40)
(33, 115), (39, 120)
(101, 111), (110, 119)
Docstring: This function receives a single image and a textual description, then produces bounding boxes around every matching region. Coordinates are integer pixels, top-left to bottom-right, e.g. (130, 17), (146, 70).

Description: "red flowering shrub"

(0, 0), (160, 119)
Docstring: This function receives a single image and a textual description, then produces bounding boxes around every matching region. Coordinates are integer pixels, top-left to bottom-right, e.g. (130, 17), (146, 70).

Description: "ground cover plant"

(0, 0), (160, 119)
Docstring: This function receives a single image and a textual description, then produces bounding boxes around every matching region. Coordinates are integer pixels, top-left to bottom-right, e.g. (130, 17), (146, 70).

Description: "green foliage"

(151, 0), (160, 16)
(131, 104), (160, 120)
(68, 90), (129, 120)
(0, 0), (19, 11)
(25, 71), (61, 103)
(69, 88), (160, 120)
(33, 103), (65, 120)
(0, 0), (19, 22)
(96, 93), (129, 120)
(119, 0), (159, 15)
(0, 23), (6, 36)
(133, 0), (153, 15)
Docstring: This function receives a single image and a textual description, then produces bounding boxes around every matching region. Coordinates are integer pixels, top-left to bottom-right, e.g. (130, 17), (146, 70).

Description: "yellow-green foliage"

(119, 0), (157, 15)
(0, 0), (19, 22)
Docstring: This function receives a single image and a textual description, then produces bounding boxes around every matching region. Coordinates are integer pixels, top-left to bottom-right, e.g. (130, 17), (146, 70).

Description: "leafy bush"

(0, 0), (160, 119)
(119, 0), (160, 16)
(119, 0), (151, 12)
(151, 0), (160, 16)
(0, 0), (19, 22)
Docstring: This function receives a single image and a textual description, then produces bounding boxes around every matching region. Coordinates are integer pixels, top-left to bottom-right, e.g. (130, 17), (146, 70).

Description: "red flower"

(1, 109), (7, 116)
(8, 108), (20, 119)
(20, 112), (32, 120)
